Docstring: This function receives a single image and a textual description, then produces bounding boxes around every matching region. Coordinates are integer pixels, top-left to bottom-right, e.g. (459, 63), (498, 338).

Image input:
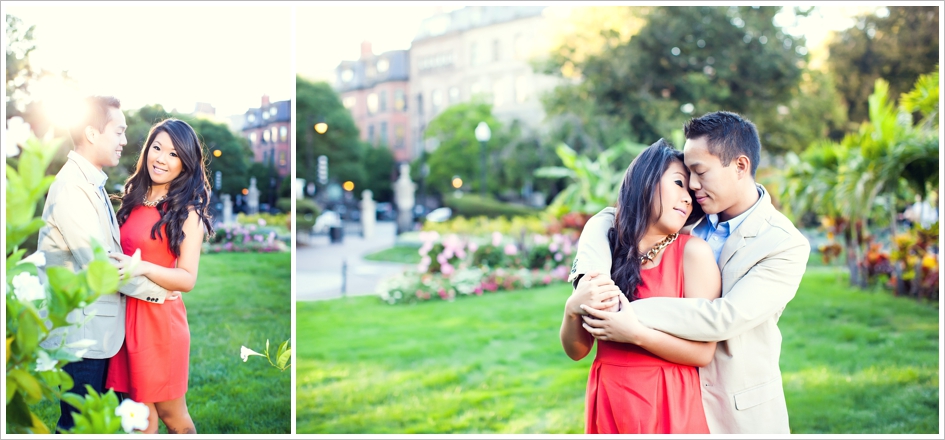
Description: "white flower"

(17, 251), (46, 268)
(12, 272), (45, 302)
(35, 351), (58, 372)
(240, 345), (264, 362)
(5, 116), (31, 156)
(115, 399), (150, 433)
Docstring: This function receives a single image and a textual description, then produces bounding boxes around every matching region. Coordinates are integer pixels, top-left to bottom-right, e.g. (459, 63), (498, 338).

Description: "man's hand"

(110, 252), (149, 280)
(580, 293), (650, 345)
(566, 271), (621, 318)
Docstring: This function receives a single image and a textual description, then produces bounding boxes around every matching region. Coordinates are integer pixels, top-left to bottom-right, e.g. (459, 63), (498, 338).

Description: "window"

(431, 89), (443, 112)
(493, 39), (501, 62)
(493, 77), (508, 107)
(262, 129), (270, 143)
(448, 86), (460, 104)
(377, 58), (389, 73)
(368, 125), (375, 143)
(394, 89), (406, 111)
(469, 42), (480, 66)
(395, 124), (405, 149)
(271, 127), (278, 143)
(249, 132), (257, 145)
(417, 93), (424, 115)
(341, 69), (354, 82)
(378, 91), (388, 112)
(270, 106), (277, 117)
(279, 151), (287, 167)
(263, 110), (269, 120)
(515, 75), (529, 103)
(380, 122), (388, 146)
(367, 93), (379, 115)
(248, 113), (256, 123)
(280, 126), (288, 142)
(343, 96), (356, 109)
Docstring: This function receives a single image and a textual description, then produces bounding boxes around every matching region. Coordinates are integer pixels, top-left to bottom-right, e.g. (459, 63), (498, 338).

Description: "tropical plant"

(535, 140), (648, 218)
(776, 69), (939, 290)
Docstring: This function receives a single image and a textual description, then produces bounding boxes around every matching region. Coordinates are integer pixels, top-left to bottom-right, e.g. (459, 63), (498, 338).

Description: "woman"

(559, 139), (721, 434)
(106, 118), (214, 434)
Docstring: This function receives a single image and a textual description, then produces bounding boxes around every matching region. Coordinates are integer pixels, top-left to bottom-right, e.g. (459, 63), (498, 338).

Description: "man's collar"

(705, 185), (765, 231)
(67, 150), (108, 188)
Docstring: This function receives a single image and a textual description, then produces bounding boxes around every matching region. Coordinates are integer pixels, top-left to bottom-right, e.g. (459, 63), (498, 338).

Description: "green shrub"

(296, 198), (320, 231)
(442, 194), (539, 218)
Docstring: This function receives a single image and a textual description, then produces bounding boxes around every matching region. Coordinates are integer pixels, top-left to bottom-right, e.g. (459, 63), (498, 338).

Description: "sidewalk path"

(296, 221), (412, 301)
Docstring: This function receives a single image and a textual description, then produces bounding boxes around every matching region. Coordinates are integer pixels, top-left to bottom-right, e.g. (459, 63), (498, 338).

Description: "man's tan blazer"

(571, 184), (810, 434)
(38, 151), (168, 359)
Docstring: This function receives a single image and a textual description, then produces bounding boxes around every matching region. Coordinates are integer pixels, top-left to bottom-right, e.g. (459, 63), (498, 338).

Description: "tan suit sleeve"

(629, 234), (809, 342)
(118, 275), (168, 304)
(568, 207), (616, 287)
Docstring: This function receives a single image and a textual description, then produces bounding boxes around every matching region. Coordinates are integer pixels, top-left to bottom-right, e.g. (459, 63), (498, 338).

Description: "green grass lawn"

(296, 265), (939, 434)
(363, 245), (422, 265)
(27, 252), (291, 434)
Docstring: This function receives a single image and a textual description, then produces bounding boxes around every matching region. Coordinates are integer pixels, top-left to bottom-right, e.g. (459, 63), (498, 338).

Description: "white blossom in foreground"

(240, 345), (264, 362)
(12, 272), (45, 302)
(115, 399), (150, 433)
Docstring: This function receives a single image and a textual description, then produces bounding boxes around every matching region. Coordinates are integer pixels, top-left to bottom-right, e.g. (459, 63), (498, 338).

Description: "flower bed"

(203, 223), (289, 253)
(376, 230), (576, 304)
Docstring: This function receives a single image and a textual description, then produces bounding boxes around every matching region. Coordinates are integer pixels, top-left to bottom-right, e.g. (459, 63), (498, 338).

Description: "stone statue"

(392, 163), (416, 234)
(247, 177), (260, 215)
(361, 189), (376, 239)
(222, 194), (234, 224)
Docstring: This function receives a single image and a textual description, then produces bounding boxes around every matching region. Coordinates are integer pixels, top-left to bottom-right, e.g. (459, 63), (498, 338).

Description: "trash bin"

(329, 226), (344, 243)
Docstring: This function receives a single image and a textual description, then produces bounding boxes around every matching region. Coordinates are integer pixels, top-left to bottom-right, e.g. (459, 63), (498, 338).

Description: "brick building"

(334, 43), (412, 162)
(242, 95), (291, 177)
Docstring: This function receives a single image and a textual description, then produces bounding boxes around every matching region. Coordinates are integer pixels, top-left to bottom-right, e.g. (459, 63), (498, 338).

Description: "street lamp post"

(474, 121), (491, 198)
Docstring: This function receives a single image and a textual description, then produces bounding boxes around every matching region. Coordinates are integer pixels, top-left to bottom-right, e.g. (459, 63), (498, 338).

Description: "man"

(572, 111), (810, 434)
(38, 96), (172, 431)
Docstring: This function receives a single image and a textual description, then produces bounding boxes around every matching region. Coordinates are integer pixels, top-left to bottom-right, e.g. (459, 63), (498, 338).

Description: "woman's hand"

(109, 251), (149, 280)
(581, 293), (651, 345)
(566, 271), (622, 317)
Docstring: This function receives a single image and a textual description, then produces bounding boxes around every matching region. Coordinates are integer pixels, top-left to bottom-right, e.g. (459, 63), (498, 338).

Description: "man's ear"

(84, 126), (97, 145)
(735, 155), (751, 179)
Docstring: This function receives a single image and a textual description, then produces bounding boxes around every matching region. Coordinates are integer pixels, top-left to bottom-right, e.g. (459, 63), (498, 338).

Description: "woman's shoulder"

(680, 234), (713, 264)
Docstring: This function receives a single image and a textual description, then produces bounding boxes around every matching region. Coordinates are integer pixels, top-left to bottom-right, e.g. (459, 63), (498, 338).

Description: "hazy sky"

(295, 4), (462, 82)
(5, 4), (293, 118)
(295, 4), (880, 84)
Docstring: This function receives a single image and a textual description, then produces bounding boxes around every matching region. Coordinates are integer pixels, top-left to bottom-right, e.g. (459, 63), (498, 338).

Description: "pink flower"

(438, 289), (447, 299)
(437, 253), (448, 265)
(554, 252), (563, 262)
(543, 275), (552, 284)
(504, 243), (518, 256)
(549, 242), (559, 253)
(440, 263), (454, 276)
(492, 231), (503, 247)
(532, 234), (548, 245)
(563, 241), (572, 255)
(468, 242), (479, 253)
(474, 287), (483, 295)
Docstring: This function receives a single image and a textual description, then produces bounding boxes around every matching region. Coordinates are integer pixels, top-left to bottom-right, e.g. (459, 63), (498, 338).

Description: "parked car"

(425, 207), (452, 223)
(376, 202), (395, 221)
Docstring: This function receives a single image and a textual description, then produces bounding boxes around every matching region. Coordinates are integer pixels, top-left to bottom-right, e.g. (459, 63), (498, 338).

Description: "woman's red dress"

(585, 234), (710, 434)
(106, 205), (190, 403)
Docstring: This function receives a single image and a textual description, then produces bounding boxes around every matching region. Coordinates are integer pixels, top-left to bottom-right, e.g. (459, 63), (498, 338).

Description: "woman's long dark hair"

(116, 118), (214, 257)
(608, 138), (703, 301)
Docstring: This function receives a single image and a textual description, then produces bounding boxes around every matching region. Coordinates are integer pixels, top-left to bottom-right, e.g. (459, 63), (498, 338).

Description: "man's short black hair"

(683, 111), (761, 176)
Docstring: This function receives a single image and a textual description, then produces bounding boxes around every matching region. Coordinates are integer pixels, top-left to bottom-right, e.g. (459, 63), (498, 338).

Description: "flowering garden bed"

(376, 230), (578, 304)
(202, 223), (289, 253)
